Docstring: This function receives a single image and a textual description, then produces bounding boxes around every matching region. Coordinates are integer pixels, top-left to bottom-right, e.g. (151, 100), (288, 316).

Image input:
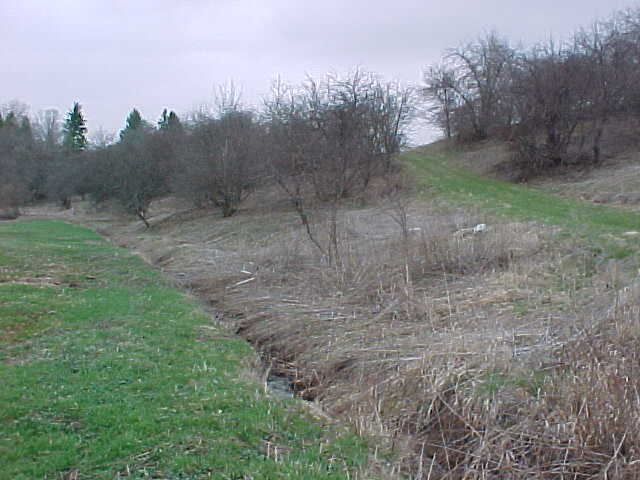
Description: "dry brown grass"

(22, 187), (640, 478)
(229, 203), (640, 478)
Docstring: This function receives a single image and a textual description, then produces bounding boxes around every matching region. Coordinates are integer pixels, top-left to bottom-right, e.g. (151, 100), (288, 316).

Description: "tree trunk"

(137, 211), (150, 228)
(222, 199), (237, 218)
(592, 121), (605, 165)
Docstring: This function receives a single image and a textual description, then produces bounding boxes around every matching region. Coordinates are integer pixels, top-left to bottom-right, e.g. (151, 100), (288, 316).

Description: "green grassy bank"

(407, 147), (640, 259)
(0, 220), (369, 479)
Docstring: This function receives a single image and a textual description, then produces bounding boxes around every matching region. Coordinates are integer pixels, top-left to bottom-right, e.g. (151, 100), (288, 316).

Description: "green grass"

(0, 220), (370, 479)
(477, 370), (550, 399)
(406, 147), (640, 258)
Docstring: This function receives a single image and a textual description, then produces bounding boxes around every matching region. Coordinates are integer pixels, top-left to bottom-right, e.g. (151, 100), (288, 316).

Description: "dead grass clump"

(231, 209), (553, 460)
(229, 207), (640, 477)
(413, 222), (539, 278)
(359, 284), (640, 479)
(533, 289), (640, 477)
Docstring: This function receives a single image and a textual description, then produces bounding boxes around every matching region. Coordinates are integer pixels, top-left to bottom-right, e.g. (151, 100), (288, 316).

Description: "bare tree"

(422, 8), (640, 176)
(114, 131), (167, 227)
(89, 127), (115, 148)
(214, 80), (243, 115)
(302, 70), (413, 200)
(423, 64), (457, 139)
(175, 87), (263, 217)
(263, 77), (328, 254)
(424, 33), (516, 141)
(78, 112), (171, 227)
(34, 109), (61, 148)
(263, 70), (415, 262)
(0, 108), (48, 210)
(0, 100), (29, 120)
(506, 40), (593, 176)
(574, 15), (637, 163)
(367, 79), (415, 176)
(0, 113), (27, 217)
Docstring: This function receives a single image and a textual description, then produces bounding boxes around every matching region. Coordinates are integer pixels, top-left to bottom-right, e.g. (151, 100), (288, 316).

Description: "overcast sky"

(2, 0), (636, 143)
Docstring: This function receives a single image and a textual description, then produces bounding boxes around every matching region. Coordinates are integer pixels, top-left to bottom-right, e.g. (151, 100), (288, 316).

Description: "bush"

(0, 183), (27, 219)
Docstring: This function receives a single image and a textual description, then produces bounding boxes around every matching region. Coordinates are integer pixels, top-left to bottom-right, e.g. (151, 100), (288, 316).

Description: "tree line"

(6, 4), (633, 222)
(423, 6), (640, 177)
(0, 71), (414, 225)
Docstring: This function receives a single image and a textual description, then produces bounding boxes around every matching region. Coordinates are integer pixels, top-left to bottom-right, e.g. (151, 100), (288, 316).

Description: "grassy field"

(407, 146), (640, 258)
(0, 220), (371, 479)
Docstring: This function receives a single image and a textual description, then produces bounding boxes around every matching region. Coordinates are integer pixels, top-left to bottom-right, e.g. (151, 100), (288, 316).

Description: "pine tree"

(158, 109), (183, 135)
(119, 108), (150, 142)
(158, 109), (169, 130)
(3, 112), (18, 130)
(62, 102), (88, 152)
(18, 116), (34, 144)
(166, 111), (183, 133)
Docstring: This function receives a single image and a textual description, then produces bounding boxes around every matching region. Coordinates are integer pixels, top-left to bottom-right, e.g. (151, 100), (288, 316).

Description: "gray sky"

(2, 0), (635, 143)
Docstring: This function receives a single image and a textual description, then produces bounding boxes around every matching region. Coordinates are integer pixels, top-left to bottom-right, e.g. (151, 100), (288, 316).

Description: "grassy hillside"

(0, 220), (372, 479)
(408, 145), (640, 259)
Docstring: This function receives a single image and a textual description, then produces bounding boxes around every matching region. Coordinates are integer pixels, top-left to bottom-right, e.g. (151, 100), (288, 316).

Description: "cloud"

(2, 0), (635, 141)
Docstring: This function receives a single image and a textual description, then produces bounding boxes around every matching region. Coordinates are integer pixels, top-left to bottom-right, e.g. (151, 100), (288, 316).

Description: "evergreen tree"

(18, 116), (34, 145)
(166, 111), (183, 134)
(158, 109), (169, 130)
(62, 102), (88, 152)
(3, 112), (18, 130)
(119, 108), (150, 141)
(158, 109), (183, 134)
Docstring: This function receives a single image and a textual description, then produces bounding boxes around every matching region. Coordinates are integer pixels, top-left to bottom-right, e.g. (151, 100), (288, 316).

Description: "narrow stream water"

(266, 374), (295, 399)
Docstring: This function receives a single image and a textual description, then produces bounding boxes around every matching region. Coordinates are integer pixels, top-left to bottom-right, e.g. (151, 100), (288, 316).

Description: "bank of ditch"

(0, 219), (378, 479)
